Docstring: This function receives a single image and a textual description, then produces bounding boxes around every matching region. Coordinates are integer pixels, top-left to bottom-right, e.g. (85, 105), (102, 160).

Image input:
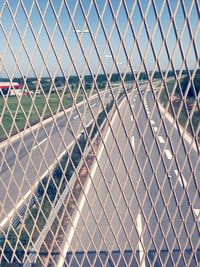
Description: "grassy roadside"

(159, 79), (200, 143)
(0, 86), (94, 140)
(0, 99), (114, 265)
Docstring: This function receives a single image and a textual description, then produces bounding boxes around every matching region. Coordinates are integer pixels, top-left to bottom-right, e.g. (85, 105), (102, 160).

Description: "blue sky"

(0, 0), (199, 78)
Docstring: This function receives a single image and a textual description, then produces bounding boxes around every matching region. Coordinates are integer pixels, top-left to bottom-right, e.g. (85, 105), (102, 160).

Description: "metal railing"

(0, 0), (199, 266)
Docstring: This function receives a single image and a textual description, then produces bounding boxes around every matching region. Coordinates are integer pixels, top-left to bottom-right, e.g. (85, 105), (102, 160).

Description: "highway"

(0, 86), (126, 228)
(58, 85), (200, 266)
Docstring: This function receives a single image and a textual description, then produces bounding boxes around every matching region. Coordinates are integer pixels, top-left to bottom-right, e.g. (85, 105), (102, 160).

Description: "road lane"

(0, 90), (111, 226)
(145, 89), (200, 212)
(59, 85), (200, 266)
(0, 84), (134, 227)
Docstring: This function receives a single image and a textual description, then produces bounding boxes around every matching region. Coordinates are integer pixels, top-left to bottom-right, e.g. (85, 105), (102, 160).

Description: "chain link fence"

(0, 0), (199, 266)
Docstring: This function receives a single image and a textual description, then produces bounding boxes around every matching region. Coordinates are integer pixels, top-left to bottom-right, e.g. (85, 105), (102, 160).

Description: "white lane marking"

(0, 189), (34, 229)
(0, 140), (75, 229)
(194, 209), (200, 222)
(165, 149), (172, 160)
(153, 127), (158, 132)
(91, 103), (96, 107)
(150, 120), (155, 125)
(131, 115), (134, 122)
(57, 95), (128, 267)
(136, 212), (146, 267)
(33, 138), (47, 151)
(158, 102), (197, 152)
(174, 170), (187, 188)
(1, 87), (136, 226)
(73, 114), (79, 120)
(0, 117), (96, 228)
(131, 136), (135, 148)
(0, 89), (108, 149)
(158, 136), (165, 144)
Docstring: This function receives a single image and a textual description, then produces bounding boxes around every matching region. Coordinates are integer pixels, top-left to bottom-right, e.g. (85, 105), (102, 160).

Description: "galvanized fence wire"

(0, 0), (199, 266)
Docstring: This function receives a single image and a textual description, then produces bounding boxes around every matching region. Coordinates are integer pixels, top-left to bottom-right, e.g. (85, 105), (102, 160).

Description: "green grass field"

(0, 89), (85, 140)
(159, 79), (200, 143)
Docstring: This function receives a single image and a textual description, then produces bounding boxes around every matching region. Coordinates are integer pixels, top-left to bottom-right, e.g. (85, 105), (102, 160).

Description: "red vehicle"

(0, 82), (24, 96)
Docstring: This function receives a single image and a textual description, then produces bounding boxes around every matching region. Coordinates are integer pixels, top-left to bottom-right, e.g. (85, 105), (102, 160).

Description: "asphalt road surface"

(0, 86), (127, 228)
(60, 85), (200, 266)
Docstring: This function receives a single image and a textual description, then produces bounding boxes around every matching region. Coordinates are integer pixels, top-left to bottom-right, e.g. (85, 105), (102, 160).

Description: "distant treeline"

(0, 70), (191, 85)
(0, 69), (193, 84)
(1, 69), (199, 96)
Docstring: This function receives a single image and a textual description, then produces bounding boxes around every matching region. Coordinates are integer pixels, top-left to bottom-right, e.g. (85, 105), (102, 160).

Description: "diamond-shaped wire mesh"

(0, 0), (199, 266)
